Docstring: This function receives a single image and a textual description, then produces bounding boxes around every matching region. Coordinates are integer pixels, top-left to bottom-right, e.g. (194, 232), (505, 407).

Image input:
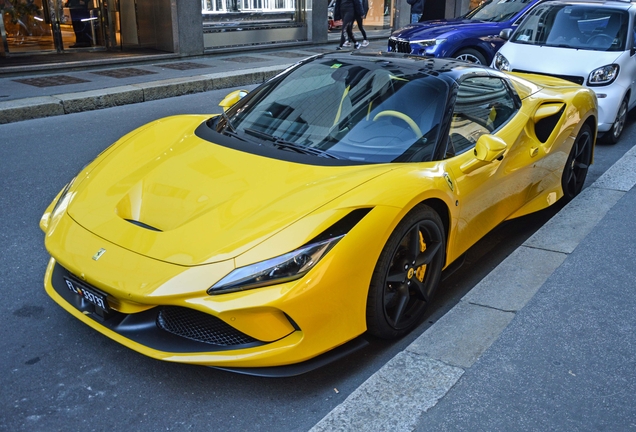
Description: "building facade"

(1, 0), (460, 59)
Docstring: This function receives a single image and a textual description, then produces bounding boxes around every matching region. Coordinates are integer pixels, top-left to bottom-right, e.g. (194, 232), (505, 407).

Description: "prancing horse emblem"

(92, 248), (106, 261)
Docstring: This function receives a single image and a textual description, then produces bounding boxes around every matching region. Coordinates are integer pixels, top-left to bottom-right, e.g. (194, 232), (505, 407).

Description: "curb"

(310, 144), (636, 432)
(0, 64), (292, 125)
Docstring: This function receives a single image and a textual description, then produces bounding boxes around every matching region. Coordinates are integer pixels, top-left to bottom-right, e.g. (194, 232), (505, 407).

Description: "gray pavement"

(2, 38), (635, 431)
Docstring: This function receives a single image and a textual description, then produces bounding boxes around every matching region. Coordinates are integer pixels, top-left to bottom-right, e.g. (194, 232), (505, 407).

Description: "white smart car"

(493, 0), (636, 143)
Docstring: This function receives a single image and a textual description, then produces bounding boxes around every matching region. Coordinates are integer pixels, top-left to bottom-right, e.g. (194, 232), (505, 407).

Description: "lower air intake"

(157, 307), (258, 346)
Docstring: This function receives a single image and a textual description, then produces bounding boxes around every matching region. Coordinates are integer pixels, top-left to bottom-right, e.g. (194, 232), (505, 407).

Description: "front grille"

(157, 306), (259, 346)
(389, 37), (412, 54)
(512, 69), (585, 85)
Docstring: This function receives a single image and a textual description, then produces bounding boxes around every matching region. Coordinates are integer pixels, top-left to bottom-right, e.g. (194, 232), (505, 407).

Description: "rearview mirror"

(499, 28), (513, 41)
(219, 89), (249, 111)
(460, 134), (507, 173)
(474, 134), (507, 162)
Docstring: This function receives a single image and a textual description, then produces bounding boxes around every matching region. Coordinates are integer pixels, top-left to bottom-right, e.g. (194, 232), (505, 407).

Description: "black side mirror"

(499, 28), (513, 40)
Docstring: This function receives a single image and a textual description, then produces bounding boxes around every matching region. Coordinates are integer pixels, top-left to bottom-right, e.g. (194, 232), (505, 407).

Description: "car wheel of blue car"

(366, 204), (446, 339)
(454, 48), (487, 65)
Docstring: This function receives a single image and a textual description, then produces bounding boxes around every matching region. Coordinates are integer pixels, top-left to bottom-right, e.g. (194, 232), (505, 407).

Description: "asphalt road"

(1, 87), (634, 432)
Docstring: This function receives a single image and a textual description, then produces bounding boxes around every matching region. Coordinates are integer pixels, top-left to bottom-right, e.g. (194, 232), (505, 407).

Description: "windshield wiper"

(244, 128), (339, 159)
(221, 110), (237, 133)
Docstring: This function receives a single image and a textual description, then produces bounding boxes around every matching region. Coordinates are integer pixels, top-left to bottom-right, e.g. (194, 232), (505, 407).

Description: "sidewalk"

(0, 38), (388, 125)
(311, 147), (636, 431)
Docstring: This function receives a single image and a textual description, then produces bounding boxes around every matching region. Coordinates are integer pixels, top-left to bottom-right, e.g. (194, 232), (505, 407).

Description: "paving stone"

(407, 301), (515, 369)
(463, 246), (567, 312)
(0, 96), (64, 123)
(92, 68), (157, 79)
(55, 86), (144, 113)
(591, 154), (636, 192)
(310, 352), (464, 432)
(524, 187), (624, 254)
(13, 75), (90, 87)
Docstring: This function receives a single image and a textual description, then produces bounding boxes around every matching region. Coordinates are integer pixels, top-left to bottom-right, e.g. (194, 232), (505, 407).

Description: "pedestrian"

(341, 0), (369, 48)
(407, 0), (425, 23)
(334, 0), (363, 50)
(65, 0), (92, 47)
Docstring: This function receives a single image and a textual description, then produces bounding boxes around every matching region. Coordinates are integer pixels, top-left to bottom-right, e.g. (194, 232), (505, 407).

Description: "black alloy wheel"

(603, 97), (628, 144)
(561, 124), (593, 202)
(366, 204), (446, 339)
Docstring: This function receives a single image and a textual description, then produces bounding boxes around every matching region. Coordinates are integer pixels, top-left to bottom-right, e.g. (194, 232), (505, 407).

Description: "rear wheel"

(366, 204), (445, 339)
(561, 124), (593, 202)
(454, 48), (487, 65)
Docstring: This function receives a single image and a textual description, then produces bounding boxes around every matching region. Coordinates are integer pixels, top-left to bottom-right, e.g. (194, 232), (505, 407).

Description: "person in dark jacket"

(334, 0), (363, 50)
(65, 0), (92, 47)
(407, 0), (425, 23)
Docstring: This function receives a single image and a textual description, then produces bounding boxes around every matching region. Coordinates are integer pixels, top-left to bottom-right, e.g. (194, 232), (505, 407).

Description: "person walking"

(354, 0), (369, 47)
(407, 0), (425, 23)
(334, 0), (363, 50)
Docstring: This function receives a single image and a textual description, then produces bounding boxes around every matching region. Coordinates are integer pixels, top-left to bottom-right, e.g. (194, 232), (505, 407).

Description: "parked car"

(41, 52), (596, 375)
(388, 0), (543, 64)
(494, 0), (635, 143)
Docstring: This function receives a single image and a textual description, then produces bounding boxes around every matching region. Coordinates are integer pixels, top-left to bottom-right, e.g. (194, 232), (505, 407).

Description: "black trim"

(124, 219), (162, 232)
(309, 208), (373, 244)
(213, 336), (369, 377)
(194, 121), (368, 167)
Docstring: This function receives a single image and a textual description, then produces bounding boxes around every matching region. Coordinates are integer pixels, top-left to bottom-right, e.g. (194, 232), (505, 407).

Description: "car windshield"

(464, 0), (534, 23)
(215, 57), (448, 163)
(511, 4), (628, 51)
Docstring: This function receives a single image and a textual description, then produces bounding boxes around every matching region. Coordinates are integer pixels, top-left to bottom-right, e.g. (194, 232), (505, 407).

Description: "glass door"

(0, 0), (111, 55)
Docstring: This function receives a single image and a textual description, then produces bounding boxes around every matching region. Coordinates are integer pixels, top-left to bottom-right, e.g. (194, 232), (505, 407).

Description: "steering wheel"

(587, 34), (614, 47)
(372, 110), (422, 137)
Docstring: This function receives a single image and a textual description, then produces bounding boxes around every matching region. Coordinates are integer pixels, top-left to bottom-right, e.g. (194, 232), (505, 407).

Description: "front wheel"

(366, 204), (446, 339)
(454, 48), (487, 65)
(602, 97), (628, 144)
(561, 124), (593, 202)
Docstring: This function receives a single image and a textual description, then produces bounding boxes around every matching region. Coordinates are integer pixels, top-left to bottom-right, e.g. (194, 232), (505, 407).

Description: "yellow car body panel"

(41, 57), (597, 371)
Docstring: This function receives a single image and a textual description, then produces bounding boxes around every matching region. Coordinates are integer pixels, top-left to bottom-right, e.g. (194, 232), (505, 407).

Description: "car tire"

(561, 124), (593, 202)
(602, 97), (628, 145)
(454, 48), (487, 65)
(366, 204), (446, 339)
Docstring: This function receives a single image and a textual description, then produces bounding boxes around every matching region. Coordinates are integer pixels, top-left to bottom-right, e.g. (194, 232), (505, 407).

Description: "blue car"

(388, 0), (543, 64)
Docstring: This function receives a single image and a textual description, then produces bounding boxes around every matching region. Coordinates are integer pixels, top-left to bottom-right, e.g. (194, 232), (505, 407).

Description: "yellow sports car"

(41, 53), (596, 376)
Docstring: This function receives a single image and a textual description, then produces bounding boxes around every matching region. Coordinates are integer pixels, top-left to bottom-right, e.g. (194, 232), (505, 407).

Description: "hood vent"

(125, 219), (163, 232)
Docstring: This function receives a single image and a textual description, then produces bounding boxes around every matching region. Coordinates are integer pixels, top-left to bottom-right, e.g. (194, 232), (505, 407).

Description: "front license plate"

(64, 277), (110, 312)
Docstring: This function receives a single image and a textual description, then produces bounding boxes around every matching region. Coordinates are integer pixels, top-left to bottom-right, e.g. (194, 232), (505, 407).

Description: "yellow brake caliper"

(416, 231), (427, 282)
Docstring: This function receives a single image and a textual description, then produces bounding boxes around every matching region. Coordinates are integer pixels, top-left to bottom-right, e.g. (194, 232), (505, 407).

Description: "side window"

(449, 76), (517, 155)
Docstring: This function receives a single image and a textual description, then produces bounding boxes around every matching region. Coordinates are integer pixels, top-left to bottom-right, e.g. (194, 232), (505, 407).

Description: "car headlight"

(51, 177), (76, 217)
(208, 235), (344, 295)
(410, 38), (446, 47)
(588, 64), (619, 86)
(493, 52), (510, 71)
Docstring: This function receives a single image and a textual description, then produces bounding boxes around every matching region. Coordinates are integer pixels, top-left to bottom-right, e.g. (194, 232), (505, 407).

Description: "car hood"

(67, 115), (393, 266)
(500, 42), (623, 78)
(391, 19), (501, 39)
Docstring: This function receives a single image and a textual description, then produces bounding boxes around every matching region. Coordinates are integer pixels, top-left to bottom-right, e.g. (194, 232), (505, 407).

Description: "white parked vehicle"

(493, 0), (636, 143)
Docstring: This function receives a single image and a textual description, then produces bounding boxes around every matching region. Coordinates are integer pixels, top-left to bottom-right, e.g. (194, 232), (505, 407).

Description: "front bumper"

(43, 207), (398, 368)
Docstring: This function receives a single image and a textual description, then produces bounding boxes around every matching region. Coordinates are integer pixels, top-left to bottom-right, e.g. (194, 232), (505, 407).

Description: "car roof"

(536, 0), (634, 10)
(316, 51), (505, 82)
